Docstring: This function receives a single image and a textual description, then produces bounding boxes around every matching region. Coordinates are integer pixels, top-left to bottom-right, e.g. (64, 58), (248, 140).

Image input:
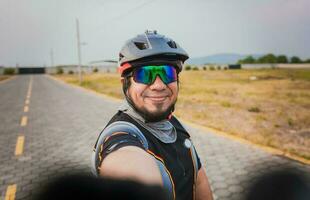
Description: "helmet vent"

(119, 53), (124, 61)
(134, 42), (149, 50)
(167, 40), (177, 48)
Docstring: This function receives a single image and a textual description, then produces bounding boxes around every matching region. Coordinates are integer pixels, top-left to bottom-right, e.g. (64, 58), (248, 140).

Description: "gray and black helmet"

(118, 30), (189, 76)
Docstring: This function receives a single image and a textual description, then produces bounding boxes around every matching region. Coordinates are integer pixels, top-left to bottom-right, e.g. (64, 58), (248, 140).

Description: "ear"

(120, 77), (124, 84)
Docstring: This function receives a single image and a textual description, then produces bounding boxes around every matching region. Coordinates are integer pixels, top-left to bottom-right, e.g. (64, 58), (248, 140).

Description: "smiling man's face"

(127, 75), (178, 122)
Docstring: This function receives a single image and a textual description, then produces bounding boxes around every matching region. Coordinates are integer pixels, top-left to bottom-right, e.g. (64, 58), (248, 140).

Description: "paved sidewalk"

(0, 75), (309, 200)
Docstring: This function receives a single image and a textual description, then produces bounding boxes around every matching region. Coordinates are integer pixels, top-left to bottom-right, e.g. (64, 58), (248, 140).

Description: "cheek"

(168, 83), (178, 99)
(128, 85), (146, 102)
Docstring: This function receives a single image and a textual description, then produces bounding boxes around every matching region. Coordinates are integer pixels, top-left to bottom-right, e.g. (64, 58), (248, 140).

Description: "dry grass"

(55, 73), (123, 99)
(54, 69), (310, 159)
(0, 75), (11, 82)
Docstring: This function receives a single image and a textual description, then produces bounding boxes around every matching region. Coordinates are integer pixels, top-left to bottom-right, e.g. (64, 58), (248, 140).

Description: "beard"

(126, 95), (177, 122)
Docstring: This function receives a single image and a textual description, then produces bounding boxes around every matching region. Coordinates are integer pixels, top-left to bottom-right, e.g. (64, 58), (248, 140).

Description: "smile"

(146, 96), (168, 102)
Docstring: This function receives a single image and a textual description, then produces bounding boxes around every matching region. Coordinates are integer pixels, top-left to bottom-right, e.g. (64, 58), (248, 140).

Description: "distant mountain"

(186, 53), (262, 65)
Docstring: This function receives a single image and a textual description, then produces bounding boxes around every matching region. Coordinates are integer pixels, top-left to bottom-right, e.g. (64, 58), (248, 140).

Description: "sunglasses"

(129, 65), (178, 85)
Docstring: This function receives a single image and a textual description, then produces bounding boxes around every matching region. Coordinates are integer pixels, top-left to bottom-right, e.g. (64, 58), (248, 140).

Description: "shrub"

(288, 118), (294, 127)
(224, 66), (228, 70)
(193, 66), (199, 71)
(4, 68), (15, 75)
(185, 65), (191, 70)
(68, 70), (74, 74)
(209, 65), (215, 70)
(56, 67), (64, 74)
(217, 66), (221, 70)
(221, 101), (231, 108)
(93, 68), (98, 73)
(248, 107), (260, 113)
(202, 66), (207, 70)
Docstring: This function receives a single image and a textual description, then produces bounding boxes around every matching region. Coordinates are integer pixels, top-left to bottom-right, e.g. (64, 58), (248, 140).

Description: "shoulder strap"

(171, 117), (200, 179)
(91, 121), (149, 176)
(91, 120), (175, 199)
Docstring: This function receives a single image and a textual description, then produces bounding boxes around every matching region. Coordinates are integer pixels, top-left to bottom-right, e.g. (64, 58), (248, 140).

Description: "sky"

(0, 0), (309, 66)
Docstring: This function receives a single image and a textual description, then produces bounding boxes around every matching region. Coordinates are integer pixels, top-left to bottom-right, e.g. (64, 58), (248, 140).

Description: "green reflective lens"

(133, 65), (177, 85)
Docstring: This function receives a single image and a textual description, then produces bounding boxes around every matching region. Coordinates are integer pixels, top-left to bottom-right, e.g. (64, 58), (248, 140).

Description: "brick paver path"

(0, 75), (309, 200)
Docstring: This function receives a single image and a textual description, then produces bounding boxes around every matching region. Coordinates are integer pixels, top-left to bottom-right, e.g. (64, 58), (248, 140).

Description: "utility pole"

(76, 18), (82, 84)
(50, 48), (54, 67)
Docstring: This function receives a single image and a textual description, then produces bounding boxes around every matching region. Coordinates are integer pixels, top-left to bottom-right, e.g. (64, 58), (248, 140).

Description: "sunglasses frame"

(126, 65), (179, 85)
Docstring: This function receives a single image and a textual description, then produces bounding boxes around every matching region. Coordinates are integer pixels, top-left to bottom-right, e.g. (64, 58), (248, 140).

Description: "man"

(92, 30), (213, 200)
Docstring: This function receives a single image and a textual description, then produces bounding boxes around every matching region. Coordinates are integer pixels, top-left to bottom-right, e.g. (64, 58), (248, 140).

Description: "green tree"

(192, 66), (199, 71)
(257, 54), (277, 63)
(238, 56), (256, 64)
(290, 56), (302, 63)
(304, 58), (310, 63)
(276, 55), (288, 63)
(56, 67), (64, 74)
(93, 68), (98, 73)
(185, 65), (191, 70)
(4, 68), (15, 75)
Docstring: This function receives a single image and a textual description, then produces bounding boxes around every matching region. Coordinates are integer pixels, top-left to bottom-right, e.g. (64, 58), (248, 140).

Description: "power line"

(106, 0), (157, 24)
(92, 0), (158, 34)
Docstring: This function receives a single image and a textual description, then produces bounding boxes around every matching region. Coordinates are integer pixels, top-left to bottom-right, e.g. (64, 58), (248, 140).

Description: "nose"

(149, 75), (166, 90)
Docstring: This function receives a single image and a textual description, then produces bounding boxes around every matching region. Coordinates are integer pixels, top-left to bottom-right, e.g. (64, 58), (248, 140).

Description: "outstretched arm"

(195, 168), (213, 200)
(99, 146), (163, 186)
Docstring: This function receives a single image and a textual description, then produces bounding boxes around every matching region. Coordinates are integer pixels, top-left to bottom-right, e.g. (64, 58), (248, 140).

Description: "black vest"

(104, 111), (197, 200)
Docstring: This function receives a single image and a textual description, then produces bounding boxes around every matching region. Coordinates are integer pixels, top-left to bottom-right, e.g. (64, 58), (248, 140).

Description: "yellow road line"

(24, 106), (29, 112)
(27, 89), (32, 97)
(26, 76), (33, 99)
(20, 116), (27, 127)
(5, 184), (16, 200)
(25, 99), (30, 105)
(15, 136), (25, 156)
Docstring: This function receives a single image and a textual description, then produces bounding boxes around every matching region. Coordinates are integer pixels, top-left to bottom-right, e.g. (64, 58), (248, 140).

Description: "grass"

(0, 75), (11, 82)
(54, 68), (310, 160)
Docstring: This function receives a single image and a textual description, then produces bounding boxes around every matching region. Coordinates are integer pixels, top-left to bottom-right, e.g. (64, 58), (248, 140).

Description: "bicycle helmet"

(118, 30), (189, 76)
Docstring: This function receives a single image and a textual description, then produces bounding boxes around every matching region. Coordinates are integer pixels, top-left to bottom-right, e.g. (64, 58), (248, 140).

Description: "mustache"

(142, 91), (172, 97)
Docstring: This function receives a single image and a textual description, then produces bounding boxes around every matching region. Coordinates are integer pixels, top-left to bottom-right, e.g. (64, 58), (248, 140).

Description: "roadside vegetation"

(54, 68), (310, 159)
(238, 53), (310, 64)
(0, 68), (16, 81)
(0, 76), (11, 81)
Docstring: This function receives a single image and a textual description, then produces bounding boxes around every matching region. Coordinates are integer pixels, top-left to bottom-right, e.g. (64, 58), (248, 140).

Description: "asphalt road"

(0, 75), (309, 200)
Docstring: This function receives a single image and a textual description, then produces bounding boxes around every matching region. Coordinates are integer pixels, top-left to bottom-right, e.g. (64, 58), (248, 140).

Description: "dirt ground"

(54, 68), (310, 159)
(0, 75), (11, 82)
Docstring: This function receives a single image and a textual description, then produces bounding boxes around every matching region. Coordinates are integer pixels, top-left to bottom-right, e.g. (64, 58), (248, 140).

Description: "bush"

(185, 65), (191, 70)
(209, 65), (215, 70)
(193, 66), (199, 71)
(56, 67), (64, 74)
(202, 66), (207, 70)
(217, 66), (221, 70)
(221, 101), (231, 108)
(4, 68), (15, 75)
(68, 70), (74, 74)
(248, 107), (260, 113)
(93, 68), (98, 73)
(224, 66), (228, 70)
(288, 118), (294, 127)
